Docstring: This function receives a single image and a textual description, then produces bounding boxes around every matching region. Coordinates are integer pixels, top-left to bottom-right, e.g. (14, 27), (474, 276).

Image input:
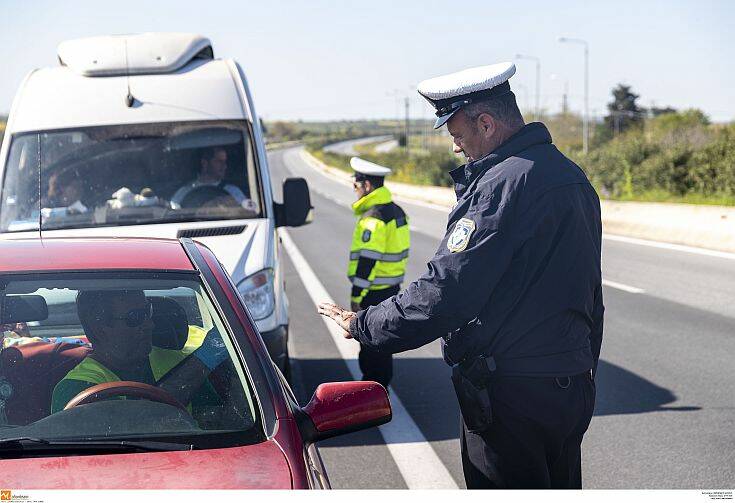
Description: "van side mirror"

(275, 177), (313, 227)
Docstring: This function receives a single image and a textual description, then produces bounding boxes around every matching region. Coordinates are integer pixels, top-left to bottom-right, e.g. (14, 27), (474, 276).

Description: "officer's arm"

(351, 198), (514, 353)
(590, 284), (604, 379)
(349, 218), (387, 305)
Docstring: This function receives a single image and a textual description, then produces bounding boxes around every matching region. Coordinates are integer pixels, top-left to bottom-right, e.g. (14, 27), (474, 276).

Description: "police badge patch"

(362, 229), (372, 242)
(447, 218), (475, 253)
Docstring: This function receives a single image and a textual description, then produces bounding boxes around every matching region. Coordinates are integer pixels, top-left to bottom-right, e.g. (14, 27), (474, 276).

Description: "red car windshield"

(0, 271), (264, 450)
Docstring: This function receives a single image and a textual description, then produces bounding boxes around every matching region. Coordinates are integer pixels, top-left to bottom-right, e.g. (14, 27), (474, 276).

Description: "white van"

(0, 33), (312, 378)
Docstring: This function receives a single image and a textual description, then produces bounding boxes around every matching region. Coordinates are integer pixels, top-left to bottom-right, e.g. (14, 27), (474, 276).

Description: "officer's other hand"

(350, 301), (360, 312)
(317, 302), (355, 338)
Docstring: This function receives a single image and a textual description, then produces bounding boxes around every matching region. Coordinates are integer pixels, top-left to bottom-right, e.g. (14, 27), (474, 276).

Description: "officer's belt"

(349, 249), (409, 262)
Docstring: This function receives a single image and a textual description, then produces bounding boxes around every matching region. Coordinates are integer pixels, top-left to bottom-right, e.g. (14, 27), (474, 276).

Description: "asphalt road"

(269, 146), (735, 489)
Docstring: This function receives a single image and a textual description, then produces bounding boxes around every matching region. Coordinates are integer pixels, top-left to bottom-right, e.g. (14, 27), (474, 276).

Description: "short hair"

(463, 91), (524, 129)
(364, 175), (384, 188)
(77, 290), (145, 341)
(200, 146), (227, 162)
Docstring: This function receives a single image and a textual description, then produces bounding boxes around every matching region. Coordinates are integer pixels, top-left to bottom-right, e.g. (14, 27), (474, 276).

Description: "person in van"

(41, 170), (88, 216)
(170, 147), (257, 212)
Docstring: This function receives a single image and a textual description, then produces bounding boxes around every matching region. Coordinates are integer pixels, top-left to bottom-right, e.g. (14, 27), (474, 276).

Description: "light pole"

(515, 54), (541, 121)
(559, 37), (589, 154)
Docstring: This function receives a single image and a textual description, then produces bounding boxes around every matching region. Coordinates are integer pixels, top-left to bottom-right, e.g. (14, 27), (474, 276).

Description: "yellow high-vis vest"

(348, 186), (410, 304)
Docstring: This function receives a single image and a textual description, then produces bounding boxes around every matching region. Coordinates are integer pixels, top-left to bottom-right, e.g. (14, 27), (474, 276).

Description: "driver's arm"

(156, 329), (228, 406)
(51, 379), (96, 413)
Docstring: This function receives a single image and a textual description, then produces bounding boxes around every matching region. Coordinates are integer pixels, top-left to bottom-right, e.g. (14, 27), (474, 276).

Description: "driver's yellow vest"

(62, 326), (207, 384)
(64, 346), (192, 385)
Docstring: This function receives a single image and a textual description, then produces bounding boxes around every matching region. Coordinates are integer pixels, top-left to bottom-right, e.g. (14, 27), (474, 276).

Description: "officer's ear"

(476, 113), (497, 138)
(363, 180), (373, 193)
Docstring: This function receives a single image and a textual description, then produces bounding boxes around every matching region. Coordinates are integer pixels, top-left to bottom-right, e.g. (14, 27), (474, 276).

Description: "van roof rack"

(57, 32), (213, 77)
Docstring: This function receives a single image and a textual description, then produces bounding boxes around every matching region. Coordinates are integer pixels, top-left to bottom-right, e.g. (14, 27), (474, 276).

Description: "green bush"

(304, 111), (735, 206)
(572, 111), (735, 205)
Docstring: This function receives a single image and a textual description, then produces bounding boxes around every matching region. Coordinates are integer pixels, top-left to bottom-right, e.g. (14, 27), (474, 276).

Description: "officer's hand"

(317, 302), (355, 338)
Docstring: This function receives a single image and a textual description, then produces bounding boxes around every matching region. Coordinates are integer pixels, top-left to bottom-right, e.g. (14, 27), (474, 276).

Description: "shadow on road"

(594, 360), (700, 415)
(289, 357), (699, 447)
(292, 355), (460, 446)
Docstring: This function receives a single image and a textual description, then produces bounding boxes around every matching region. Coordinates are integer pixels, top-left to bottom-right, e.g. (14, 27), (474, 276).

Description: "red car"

(0, 237), (391, 489)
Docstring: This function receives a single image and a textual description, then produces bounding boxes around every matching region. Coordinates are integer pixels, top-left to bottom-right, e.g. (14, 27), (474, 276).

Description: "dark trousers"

(460, 371), (595, 489)
(357, 285), (400, 388)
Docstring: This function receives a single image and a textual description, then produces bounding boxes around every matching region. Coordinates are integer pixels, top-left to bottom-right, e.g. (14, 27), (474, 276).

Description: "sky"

(1, 0), (734, 122)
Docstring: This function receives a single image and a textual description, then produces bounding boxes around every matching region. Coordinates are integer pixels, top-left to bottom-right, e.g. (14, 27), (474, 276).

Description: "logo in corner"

(447, 218), (475, 253)
(0, 491), (11, 501)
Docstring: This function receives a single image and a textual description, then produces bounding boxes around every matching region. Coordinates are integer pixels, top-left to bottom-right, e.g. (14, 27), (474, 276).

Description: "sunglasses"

(104, 301), (153, 328)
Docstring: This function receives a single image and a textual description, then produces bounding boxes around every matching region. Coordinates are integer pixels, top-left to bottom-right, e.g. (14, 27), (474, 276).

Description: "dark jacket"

(348, 122), (604, 378)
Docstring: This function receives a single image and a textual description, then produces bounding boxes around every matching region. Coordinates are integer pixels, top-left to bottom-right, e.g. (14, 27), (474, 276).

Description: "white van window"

(0, 121), (262, 232)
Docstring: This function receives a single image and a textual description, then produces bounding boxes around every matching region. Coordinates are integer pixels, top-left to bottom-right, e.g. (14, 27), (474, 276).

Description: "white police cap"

(350, 157), (392, 178)
(417, 62), (517, 129)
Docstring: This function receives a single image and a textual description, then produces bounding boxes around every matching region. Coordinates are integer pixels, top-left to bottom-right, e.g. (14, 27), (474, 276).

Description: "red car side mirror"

(300, 381), (391, 442)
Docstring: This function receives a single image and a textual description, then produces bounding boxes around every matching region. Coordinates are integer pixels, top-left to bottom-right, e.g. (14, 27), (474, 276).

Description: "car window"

(0, 272), (263, 449)
(0, 120), (262, 233)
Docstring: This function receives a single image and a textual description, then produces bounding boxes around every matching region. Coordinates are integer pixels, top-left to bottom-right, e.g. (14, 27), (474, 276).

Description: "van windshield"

(0, 121), (262, 232)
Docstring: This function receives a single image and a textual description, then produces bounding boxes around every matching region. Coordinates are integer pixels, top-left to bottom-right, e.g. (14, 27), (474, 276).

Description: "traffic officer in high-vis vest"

(348, 157), (410, 388)
(320, 62), (603, 489)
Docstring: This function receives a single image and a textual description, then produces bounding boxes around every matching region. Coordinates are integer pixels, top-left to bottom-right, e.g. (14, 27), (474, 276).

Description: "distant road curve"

(323, 135), (394, 156)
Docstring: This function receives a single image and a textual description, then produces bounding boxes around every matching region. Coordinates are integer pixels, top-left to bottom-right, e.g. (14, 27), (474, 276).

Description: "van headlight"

(237, 269), (275, 320)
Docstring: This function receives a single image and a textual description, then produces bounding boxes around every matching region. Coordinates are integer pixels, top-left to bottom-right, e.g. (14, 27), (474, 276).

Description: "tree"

(605, 84), (644, 135)
(649, 106), (677, 117)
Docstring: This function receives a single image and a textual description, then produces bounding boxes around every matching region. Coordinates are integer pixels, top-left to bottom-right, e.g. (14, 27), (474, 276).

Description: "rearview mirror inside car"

(275, 177), (313, 227)
(1, 295), (49, 324)
(298, 381), (391, 443)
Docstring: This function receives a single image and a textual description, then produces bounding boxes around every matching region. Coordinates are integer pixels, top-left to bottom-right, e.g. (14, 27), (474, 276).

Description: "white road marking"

(602, 279), (645, 294)
(279, 228), (458, 489)
(604, 234), (735, 261)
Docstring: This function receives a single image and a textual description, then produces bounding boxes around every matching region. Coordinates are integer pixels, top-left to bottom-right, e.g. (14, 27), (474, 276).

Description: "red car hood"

(0, 440), (292, 489)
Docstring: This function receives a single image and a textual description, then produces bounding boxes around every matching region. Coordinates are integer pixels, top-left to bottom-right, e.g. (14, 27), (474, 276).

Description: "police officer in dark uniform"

(318, 62), (604, 489)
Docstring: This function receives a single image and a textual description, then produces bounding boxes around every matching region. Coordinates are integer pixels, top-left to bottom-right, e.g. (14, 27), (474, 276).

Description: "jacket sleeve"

(350, 197), (514, 353)
(350, 258), (377, 301)
(590, 284), (604, 379)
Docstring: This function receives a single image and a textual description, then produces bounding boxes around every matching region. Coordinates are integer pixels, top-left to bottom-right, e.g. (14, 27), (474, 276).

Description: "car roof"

(0, 237), (195, 273)
(9, 59), (247, 134)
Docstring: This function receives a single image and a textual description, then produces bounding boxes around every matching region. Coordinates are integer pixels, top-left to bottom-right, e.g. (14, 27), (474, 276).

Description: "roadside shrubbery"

(574, 110), (735, 205)
(309, 110), (735, 206)
(308, 140), (458, 187)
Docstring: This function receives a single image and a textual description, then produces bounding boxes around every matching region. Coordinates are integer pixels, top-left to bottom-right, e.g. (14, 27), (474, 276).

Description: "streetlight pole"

(515, 54), (541, 121)
(559, 37), (589, 154)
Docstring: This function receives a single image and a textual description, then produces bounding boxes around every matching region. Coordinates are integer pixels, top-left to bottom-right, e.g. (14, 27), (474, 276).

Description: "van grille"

(177, 225), (247, 239)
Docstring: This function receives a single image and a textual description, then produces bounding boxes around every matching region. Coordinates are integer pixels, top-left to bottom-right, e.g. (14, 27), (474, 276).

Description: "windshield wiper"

(0, 437), (193, 457)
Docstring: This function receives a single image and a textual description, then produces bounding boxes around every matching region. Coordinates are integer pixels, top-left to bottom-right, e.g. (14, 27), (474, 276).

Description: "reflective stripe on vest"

(349, 249), (409, 262)
(349, 274), (404, 288)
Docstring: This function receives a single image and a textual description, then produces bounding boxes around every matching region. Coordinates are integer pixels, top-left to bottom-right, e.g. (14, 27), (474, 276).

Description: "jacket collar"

(352, 186), (392, 216)
(449, 122), (552, 199)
